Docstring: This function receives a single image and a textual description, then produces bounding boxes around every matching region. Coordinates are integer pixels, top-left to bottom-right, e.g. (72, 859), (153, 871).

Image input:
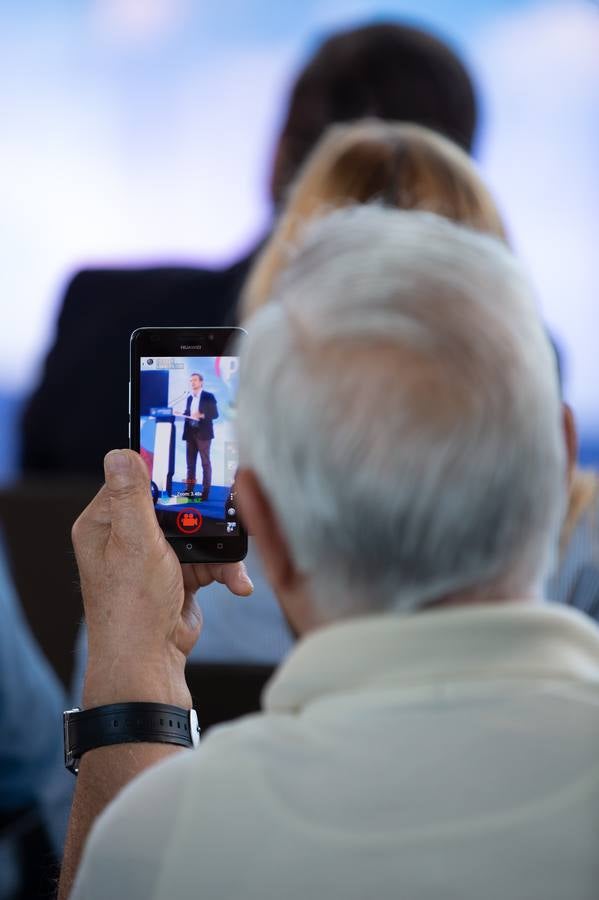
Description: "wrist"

(64, 702), (200, 774)
(83, 674), (192, 710)
(83, 651), (191, 710)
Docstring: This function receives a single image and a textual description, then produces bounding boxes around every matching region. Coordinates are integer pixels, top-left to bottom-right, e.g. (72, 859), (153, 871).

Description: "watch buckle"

(63, 707), (81, 774)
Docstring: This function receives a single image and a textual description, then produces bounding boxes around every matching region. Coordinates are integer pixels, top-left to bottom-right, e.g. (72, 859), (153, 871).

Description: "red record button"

(176, 509), (203, 535)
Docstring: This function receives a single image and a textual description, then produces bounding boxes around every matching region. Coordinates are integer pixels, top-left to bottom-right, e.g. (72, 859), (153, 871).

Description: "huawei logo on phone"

(181, 345), (203, 349)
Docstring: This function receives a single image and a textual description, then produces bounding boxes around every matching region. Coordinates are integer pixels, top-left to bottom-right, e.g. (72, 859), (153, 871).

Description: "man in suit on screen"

(179, 373), (218, 500)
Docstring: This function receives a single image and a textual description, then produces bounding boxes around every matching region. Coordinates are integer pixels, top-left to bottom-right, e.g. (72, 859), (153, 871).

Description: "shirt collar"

(263, 603), (599, 714)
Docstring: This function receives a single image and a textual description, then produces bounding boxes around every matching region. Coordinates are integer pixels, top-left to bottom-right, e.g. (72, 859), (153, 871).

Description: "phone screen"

(130, 328), (247, 563)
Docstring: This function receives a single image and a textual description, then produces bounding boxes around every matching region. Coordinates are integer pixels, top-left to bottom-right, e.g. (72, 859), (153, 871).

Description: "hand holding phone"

(130, 327), (248, 564)
(72, 448), (253, 708)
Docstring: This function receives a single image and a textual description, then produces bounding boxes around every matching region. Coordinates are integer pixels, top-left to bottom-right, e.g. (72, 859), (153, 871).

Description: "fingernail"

(104, 450), (131, 482)
(188, 601), (203, 627)
(240, 571), (254, 592)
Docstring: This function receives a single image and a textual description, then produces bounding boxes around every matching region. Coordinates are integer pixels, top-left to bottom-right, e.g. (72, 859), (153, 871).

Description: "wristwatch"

(63, 702), (201, 774)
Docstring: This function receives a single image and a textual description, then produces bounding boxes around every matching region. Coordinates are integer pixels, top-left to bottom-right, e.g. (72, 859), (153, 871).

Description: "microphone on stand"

(170, 391), (198, 421)
(168, 389), (188, 409)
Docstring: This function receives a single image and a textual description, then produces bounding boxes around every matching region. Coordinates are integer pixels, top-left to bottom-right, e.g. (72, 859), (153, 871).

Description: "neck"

(427, 592), (538, 611)
(287, 581), (541, 638)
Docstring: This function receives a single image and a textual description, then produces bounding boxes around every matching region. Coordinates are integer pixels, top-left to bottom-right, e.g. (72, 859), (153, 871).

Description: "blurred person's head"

(190, 374), (203, 393)
(244, 120), (506, 318)
(271, 21), (478, 207)
(236, 208), (566, 633)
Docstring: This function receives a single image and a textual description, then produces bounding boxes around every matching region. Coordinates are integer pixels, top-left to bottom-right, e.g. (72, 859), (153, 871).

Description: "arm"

(58, 450), (253, 899)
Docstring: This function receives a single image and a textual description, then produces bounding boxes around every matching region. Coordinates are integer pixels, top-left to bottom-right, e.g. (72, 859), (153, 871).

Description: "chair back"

(0, 478), (99, 689)
(185, 662), (275, 734)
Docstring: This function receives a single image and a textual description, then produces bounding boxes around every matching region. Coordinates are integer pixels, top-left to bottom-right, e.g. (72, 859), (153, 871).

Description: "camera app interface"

(139, 355), (239, 539)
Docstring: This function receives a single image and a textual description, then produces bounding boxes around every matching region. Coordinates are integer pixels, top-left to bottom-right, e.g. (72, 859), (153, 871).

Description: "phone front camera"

(147, 358), (154, 365)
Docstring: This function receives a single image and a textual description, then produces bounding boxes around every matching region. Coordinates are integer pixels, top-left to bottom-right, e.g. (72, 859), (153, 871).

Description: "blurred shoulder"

(58, 250), (259, 332)
(60, 264), (221, 315)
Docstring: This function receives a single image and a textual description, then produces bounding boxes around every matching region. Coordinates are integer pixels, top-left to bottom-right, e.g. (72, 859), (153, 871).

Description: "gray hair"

(237, 207), (565, 617)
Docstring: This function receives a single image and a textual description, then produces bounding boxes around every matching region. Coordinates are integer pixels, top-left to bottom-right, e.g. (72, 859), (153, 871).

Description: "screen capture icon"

(176, 510), (203, 535)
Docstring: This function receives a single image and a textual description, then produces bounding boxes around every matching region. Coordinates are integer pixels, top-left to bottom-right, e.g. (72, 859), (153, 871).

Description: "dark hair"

(271, 22), (478, 206)
(190, 373), (203, 380)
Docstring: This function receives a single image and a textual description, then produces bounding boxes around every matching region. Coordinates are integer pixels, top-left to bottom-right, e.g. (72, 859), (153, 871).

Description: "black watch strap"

(63, 702), (200, 774)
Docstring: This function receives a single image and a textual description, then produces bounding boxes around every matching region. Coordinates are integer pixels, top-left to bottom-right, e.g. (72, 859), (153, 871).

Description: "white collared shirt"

(71, 603), (599, 900)
(189, 389), (202, 417)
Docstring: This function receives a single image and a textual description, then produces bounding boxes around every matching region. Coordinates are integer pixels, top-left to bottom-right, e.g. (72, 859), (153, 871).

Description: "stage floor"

(155, 482), (228, 521)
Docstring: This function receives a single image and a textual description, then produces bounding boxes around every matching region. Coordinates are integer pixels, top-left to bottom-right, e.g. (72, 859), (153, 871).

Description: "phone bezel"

(130, 326), (248, 563)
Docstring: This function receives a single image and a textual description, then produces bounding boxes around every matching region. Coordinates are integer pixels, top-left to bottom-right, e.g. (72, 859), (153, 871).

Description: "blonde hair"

(562, 469), (599, 554)
(242, 120), (508, 318)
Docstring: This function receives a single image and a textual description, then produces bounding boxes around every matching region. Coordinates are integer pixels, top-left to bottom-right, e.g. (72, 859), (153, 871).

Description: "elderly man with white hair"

(60, 208), (599, 900)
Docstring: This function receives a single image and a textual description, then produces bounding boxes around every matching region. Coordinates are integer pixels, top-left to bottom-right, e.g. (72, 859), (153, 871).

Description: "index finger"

(182, 561), (254, 597)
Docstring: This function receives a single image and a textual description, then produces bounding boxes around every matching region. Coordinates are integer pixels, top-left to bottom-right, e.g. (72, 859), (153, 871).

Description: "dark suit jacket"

(182, 391), (218, 442)
(21, 249), (257, 478)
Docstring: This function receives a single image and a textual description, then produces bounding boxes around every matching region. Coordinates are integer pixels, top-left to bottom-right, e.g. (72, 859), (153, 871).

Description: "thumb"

(104, 449), (161, 547)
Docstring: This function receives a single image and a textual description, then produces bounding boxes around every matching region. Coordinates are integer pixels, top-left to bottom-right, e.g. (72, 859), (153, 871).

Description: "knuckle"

(108, 481), (145, 503)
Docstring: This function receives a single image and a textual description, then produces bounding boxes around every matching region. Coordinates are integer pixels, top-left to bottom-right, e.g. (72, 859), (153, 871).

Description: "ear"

(235, 468), (299, 595)
(562, 403), (578, 484)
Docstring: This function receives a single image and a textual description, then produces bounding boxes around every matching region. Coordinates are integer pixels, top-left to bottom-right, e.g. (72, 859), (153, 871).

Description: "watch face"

(189, 709), (201, 748)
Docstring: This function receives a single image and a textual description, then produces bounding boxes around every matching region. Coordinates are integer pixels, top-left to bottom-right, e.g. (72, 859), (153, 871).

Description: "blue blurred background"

(1, 0), (597, 481)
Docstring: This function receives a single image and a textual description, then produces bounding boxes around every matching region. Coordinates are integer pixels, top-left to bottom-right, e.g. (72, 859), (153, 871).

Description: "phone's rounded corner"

(229, 548), (249, 564)
(130, 327), (146, 347)
(237, 534), (249, 562)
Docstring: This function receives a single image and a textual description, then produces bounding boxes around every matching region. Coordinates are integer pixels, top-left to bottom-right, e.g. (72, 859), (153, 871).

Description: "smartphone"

(130, 327), (248, 563)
